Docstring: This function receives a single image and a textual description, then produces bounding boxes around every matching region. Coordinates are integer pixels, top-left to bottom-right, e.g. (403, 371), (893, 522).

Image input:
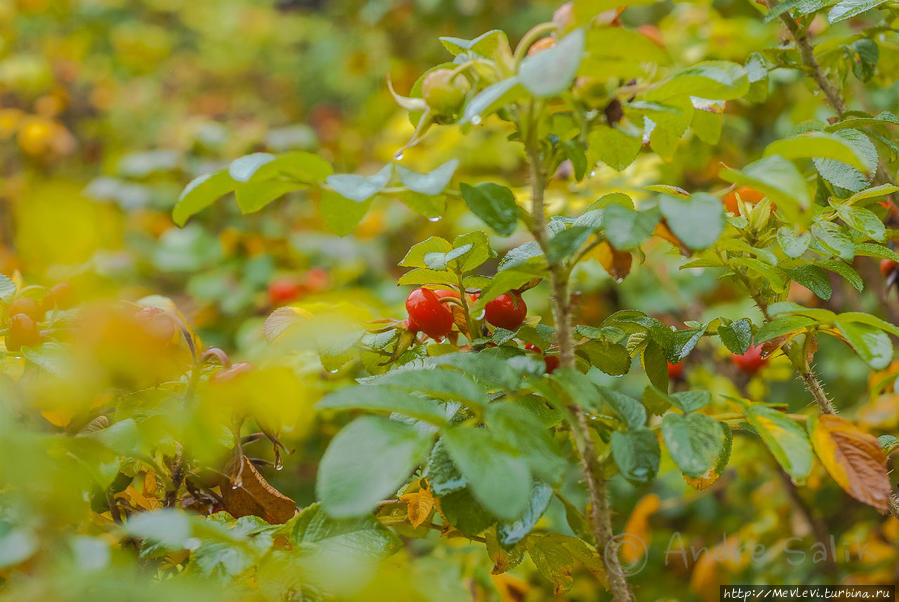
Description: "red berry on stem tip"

(879, 259), (898, 278)
(405, 288), (453, 340)
(484, 292), (527, 330)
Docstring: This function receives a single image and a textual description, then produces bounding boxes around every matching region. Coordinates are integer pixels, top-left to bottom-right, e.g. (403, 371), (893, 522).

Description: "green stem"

(526, 140), (634, 601)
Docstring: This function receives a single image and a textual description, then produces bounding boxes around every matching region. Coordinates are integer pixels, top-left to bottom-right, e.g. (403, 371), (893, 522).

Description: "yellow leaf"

(400, 486), (435, 528)
(590, 241), (632, 280)
(809, 414), (891, 513)
(621, 493), (659, 565)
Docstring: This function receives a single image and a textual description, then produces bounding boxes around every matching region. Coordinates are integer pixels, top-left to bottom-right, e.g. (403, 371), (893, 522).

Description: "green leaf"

(368, 368), (488, 409)
(777, 227), (812, 258)
(755, 315), (817, 343)
(424, 244), (473, 271)
(396, 268), (457, 287)
(646, 61), (749, 101)
(292, 503), (401, 557)
(573, 0), (657, 24)
(834, 316), (893, 369)
(440, 30), (509, 59)
(460, 77), (524, 125)
(460, 182), (519, 236)
(439, 488), (496, 537)
(442, 426), (531, 521)
(317, 416), (433, 518)
(878, 434), (899, 454)
(326, 164), (392, 203)
(611, 428), (660, 484)
(563, 140), (588, 181)
(486, 403), (567, 484)
(581, 27), (671, 80)
(661, 414), (728, 478)
(525, 532), (605, 595)
(400, 237), (452, 268)
(172, 169), (234, 226)
(601, 204), (659, 249)
(228, 152), (276, 182)
(719, 156), (810, 223)
(691, 101), (724, 144)
(0, 274), (15, 301)
(787, 265), (832, 301)
(669, 390), (711, 413)
(847, 183), (899, 203)
(835, 204), (885, 241)
(849, 38), (878, 82)
(396, 159), (459, 195)
(745, 406), (814, 484)
(235, 180), (301, 213)
(641, 341), (668, 391)
(519, 29), (585, 98)
(247, 151), (332, 184)
(820, 260), (864, 292)
(551, 366), (603, 412)
(316, 385), (450, 425)
(319, 190), (373, 236)
(431, 350), (523, 390)
(813, 129), (877, 193)
(718, 319), (752, 354)
(659, 193), (724, 250)
(599, 387), (647, 428)
(764, 132), (871, 172)
(729, 257), (788, 292)
(811, 221), (854, 260)
(854, 242), (899, 262)
(828, 112), (899, 132)
(452, 231), (494, 272)
(589, 126), (642, 171)
(577, 340), (631, 376)
(125, 510), (192, 548)
(497, 482), (553, 546)
(547, 225), (595, 264)
(828, 0), (888, 22)
(425, 438), (466, 496)
(835, 311), (899, 338)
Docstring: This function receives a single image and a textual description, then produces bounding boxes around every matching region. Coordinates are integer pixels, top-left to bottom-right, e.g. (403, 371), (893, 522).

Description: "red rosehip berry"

(268, 277), (303, 305)
(484, 292), (527, 331)
(303, 268), (330, 293)
(667, 361), (683, 379)
(405, 288), (453, 340)
(731, 344), (768, 375)
(879, 259), (898, 279)
(543, 355), (560, 374)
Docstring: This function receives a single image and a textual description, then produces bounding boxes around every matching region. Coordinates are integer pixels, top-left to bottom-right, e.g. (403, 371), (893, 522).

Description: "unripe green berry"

(421, 69), (469, 116)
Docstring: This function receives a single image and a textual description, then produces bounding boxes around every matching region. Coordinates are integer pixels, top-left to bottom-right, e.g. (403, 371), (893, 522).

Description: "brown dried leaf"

(592, 241), (632, 280)
(219, 455), (297, 524)
(809, 415), (891, 513)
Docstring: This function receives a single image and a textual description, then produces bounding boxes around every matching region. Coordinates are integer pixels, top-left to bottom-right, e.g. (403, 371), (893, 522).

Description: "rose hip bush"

(3, 0), (899, 600)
